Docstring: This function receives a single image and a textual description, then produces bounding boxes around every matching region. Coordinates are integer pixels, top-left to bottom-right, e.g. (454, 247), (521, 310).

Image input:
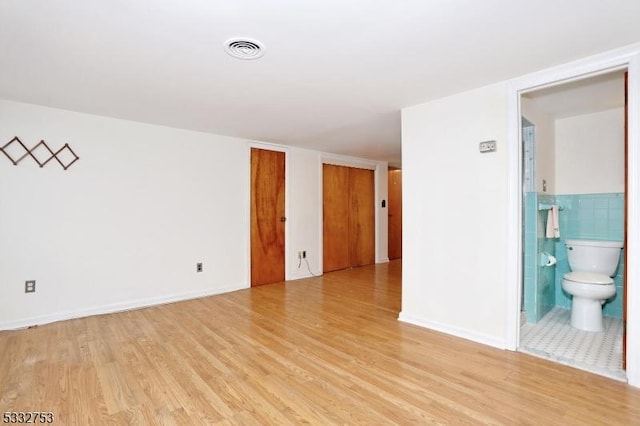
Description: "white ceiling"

(1, 1), (640, 165)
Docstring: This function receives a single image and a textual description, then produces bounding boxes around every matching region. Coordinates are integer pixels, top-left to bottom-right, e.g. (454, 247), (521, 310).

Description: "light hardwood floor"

(1, 260), (639, 425)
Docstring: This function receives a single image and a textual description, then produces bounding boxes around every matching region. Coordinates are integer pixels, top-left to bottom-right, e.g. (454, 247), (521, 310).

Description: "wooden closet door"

(323, 164), (350, 272)
(323, 164), (375, 272)
(388, 168), (402, 260)
(349, 167), (375, 267)
(251, 148), (285, 286)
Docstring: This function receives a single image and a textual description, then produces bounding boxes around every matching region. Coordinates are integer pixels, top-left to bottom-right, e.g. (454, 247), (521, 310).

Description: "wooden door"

(323, 164), (351, 272)
(251, 148), (285, 286)
(349, 167), (375, 267)
(388, 168), (402, 260)
(323, 164), (375, 272)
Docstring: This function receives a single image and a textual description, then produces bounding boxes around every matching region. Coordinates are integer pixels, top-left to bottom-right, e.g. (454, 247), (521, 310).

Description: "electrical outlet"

(196, 263), (203, 272)
(297, 251), (302, 259)
(25, 280), (36, 293)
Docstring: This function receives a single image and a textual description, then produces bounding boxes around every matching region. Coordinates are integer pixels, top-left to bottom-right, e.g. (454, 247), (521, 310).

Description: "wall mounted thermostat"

(479, 140), (497, 153)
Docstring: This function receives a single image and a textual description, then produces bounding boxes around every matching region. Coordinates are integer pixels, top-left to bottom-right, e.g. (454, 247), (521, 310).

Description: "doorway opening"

(515, 70), (628, 381)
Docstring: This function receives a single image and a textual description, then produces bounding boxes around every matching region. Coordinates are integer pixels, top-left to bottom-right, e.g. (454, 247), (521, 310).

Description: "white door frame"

(505, 44), (640, 387)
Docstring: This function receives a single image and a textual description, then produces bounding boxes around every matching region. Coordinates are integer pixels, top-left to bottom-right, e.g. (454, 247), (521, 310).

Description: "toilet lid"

(564, 271), (613, 285)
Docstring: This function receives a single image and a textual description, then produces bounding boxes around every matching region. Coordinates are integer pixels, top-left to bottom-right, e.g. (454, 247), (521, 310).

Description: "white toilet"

(561, 239), (623, 331)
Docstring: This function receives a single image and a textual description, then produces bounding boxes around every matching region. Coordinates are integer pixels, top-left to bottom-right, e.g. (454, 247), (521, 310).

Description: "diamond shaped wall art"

(1, 136), (79, 170)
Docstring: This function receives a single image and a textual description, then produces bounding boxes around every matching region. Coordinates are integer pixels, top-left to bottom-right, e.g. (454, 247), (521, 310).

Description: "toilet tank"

(565, 239), (623, 277)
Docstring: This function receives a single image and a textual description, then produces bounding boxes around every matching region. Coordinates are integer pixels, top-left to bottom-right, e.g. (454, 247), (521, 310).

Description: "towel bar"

(538, 203), (563, 211)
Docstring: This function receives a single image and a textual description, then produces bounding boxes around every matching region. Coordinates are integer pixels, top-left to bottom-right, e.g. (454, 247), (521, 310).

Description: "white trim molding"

(0, 283), (248, 331)
(399, 312), (506, 350)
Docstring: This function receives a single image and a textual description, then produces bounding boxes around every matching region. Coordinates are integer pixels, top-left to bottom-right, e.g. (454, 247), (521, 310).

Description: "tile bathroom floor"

(519, 307), (625, 381)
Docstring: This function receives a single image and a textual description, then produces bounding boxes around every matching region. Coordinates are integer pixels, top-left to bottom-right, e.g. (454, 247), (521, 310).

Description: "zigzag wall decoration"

(1, 136), (79, 170)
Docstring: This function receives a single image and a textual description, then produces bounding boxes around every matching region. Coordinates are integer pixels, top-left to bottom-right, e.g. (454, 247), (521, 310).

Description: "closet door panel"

(349, 167), (375, 267)
(323, 164), (351, 272)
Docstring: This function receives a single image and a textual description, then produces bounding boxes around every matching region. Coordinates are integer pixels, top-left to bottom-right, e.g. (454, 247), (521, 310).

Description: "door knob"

(280, 217), (286, 222)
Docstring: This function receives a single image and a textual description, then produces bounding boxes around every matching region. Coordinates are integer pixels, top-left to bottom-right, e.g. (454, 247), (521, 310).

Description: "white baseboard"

(398, 311), (506, 350)
(288, 270), (323, 280)
(0, 283), (247, 331)
(628, 368), (640, 388)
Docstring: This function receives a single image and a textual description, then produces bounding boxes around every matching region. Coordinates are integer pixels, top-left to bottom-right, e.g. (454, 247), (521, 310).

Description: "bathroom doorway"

(516, 70), (628, 380)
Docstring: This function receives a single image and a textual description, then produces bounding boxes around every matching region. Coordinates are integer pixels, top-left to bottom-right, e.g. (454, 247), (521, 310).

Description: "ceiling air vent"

(224, 38), (265, 60)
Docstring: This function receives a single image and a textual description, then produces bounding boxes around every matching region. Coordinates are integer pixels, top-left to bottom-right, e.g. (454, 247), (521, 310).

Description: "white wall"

(399, 45), (640, 387)
(0, 100), (388, 329)
(0, 100), (250, 329)
(287, 147), (323, 279)
(521, 97), (555, 193)
(400, 82), (509, 348)
(555, 108), (625, 194)
(377, 165), (389, 263)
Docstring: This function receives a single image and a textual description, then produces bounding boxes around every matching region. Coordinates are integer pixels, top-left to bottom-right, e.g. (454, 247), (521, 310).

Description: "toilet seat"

(563, 271), (613, 285)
